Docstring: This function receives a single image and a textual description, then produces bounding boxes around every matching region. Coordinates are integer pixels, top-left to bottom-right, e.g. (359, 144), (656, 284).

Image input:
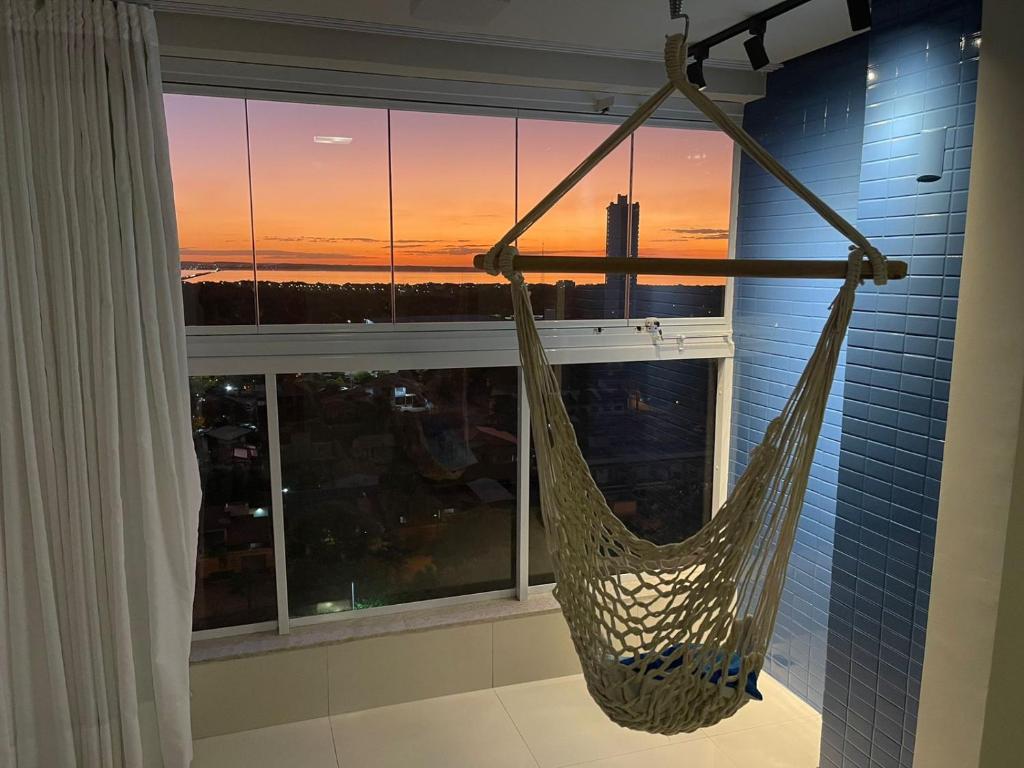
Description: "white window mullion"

(712, 357), (734, 515)
(264, 372), (291, 634)
(712, 142), (743, 516)
(515, 366), (532, 601)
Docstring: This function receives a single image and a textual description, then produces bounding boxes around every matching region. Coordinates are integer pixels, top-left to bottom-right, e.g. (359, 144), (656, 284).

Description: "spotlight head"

(744, 21), (769, 71)
(687, 48), (708, 90)
(847, 0), (872, 31)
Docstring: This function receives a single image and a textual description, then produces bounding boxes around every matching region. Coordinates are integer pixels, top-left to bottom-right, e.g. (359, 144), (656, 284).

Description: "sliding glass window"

(247, 100), (392, 325)
(171, 89), (735, 634)
(190, 375), (277, 629)
(390, 111), (516, 322)
(515, 119), (633, 320)
(166, 93), (733, 328)
(528, 360), (717, 585)
(630, 126), (733, 318)
(277, 367), (518, 616)
(166, 95), (256, 326)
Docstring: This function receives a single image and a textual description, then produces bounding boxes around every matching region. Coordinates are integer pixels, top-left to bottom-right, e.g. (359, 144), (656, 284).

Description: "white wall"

(190, 610), (580, 738)
(913, 1), (1024, 765)
(154, 10), (767, 103)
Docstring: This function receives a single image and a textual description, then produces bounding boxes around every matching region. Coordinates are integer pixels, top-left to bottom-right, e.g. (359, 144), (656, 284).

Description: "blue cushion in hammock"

(619, 646), (763, 701)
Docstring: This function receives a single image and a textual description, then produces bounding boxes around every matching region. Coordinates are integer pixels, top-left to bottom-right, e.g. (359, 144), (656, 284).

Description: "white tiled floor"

(192, 673), (822, 768)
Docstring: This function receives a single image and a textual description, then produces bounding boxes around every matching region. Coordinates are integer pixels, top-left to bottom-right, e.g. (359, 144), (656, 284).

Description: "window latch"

(643, 317), (663, 343)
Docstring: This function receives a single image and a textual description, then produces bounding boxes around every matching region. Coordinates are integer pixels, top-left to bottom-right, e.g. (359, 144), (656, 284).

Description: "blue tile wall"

(731, 34), (870, 711)
(732, 0), (982, 758)
(820, 3), (981, 768)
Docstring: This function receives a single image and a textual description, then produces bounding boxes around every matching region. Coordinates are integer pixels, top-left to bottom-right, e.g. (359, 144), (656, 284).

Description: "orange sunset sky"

(164, 94), (733, 287)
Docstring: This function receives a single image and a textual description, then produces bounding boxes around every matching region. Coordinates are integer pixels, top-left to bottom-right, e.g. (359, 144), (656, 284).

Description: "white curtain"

(0, 1), (201, 766)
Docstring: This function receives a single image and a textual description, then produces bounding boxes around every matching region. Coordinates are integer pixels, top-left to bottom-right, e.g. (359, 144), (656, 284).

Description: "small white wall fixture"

(916, 126), (948, 183)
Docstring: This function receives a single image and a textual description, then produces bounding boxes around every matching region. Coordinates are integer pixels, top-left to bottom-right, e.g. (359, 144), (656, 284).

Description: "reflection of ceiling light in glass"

(313, 135), (353, 144)
(224, 384), (235, 392)
(252, 507), (268, 518)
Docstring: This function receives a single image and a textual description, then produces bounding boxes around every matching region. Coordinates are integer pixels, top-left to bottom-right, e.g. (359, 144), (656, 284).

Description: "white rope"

(482, 244), (521, 282)
(662, 34), (888, 285)
(488, 25), (887, 736)
(490, 83), (676, 251)
(485, 32), (888, 286)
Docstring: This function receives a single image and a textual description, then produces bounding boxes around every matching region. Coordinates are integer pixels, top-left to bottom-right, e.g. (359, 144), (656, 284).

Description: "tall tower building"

(603, 194), (638, 317)
(605, 194), (639, 261)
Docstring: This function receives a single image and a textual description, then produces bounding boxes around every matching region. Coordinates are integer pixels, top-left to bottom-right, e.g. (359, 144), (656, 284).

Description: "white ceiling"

(155, 0), (862, 67)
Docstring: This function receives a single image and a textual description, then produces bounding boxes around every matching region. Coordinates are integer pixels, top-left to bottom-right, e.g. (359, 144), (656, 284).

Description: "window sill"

(190, 592), (561, 664)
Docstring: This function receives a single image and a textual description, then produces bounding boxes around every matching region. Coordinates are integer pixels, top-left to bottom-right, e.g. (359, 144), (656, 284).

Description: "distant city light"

(282, 487), (290, 494)
(313, 135), (353, 144)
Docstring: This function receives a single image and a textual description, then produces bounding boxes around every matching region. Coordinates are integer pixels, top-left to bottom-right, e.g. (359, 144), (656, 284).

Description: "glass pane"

(390, 111), (515, 322)
(190, 375), (276, 630)
(165, 94), (256, 326)
(278, 367), (517, 616)
(517, 119), (632, 320)
(629, 126), (732, 318)
(528, 360), (716, 585)
(247, 100), (392, 324)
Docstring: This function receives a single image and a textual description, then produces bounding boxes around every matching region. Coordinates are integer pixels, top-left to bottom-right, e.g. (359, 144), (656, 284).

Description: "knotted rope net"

(480, 30), (887, 735)
(510, 251), (863, 734)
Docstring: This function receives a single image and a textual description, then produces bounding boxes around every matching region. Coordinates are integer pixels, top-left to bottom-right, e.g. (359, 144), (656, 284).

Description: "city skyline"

(165, 95), (733, 291)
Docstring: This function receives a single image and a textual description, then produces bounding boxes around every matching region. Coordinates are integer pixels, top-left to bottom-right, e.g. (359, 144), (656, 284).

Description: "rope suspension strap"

(486, 18), (893, 735)
(661, 32), (889, 285)
(476, 23), (903, 284)
(480, 244), (522, 284)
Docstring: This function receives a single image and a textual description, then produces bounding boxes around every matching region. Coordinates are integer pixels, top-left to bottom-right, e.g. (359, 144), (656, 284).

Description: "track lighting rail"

(684, 0), (871, 78)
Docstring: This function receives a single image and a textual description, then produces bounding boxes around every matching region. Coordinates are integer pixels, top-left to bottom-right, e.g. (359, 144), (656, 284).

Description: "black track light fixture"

(744, 20), (770, 71)
(847, 0), (872, 31)
(687, 48), (708, 90)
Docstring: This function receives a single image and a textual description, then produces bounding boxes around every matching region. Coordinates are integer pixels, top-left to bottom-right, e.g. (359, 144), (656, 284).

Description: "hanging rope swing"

(475, 27), (903, 735)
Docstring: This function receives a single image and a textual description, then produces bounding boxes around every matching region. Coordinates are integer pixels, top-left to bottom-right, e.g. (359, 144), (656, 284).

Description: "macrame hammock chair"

(479, 30), (892, 736)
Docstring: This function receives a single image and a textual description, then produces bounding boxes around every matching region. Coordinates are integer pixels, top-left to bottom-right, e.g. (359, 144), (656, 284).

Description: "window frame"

(169, 72), (741, 642)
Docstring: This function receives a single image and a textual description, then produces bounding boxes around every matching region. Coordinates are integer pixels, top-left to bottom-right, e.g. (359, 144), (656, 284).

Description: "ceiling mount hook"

(670, 8), (691, 42)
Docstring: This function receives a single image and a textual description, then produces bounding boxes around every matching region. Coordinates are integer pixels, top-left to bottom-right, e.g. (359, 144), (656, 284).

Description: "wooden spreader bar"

(472, 253), (908, 281)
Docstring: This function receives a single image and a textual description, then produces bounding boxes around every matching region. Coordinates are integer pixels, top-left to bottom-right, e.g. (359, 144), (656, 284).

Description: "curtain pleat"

(0, 1), (201, 766)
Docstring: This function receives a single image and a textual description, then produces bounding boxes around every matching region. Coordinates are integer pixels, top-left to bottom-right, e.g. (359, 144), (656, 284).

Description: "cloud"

(393, 239), (481, 246)
(397, 244), (491, 257)
(179, 247), (253, 259)
(179, 247), (380, 262)
(181, 261), (477, 275)
(514, 248), (608, 256)
(660, 227), (730, 241)
(262, 235), (387, 244)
